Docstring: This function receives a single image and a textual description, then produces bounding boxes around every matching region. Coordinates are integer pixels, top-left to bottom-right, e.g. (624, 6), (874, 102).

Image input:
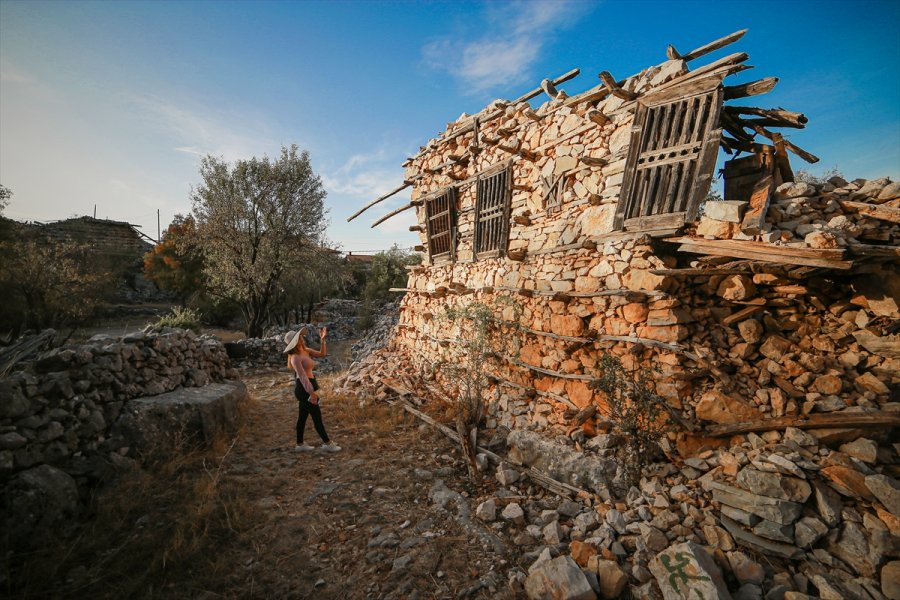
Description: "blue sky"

(1, 0), (898, 252)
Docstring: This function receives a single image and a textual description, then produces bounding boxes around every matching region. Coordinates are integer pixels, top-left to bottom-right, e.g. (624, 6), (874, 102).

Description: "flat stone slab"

(112, 381), (248, 458)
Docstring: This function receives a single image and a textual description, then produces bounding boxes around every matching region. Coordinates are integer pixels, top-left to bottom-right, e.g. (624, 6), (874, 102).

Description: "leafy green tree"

(190, 145), (327, 337)
(363, 245), (421, 303)
(271, 245), (349, 323)
(143, 214), (205, 306)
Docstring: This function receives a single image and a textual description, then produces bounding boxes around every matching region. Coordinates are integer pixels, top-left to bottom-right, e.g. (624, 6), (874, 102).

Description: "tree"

(0, 184), (11, 215)
(363, 245), (421, 303)
(271, 245), (349, 324)
(143, 214), (205, 306)
(190, 145), (327, 337)
(0, 233), (117, 333)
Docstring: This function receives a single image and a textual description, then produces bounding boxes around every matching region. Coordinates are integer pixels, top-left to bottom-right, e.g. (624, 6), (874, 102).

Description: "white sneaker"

(321, 442), (342, 453)
(293, 444), (315, 452)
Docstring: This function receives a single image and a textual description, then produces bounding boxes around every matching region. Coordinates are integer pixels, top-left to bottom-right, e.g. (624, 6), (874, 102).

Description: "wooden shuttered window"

(614, 82), (724, 231)
(425, 187), (457, 263)
(474, 166), (511, 259)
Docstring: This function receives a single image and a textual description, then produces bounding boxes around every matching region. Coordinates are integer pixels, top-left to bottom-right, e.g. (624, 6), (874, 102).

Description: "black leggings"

(294, 378), (329, 444)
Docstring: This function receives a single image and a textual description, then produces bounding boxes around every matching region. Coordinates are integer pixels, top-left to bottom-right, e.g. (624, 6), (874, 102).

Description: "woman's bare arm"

(308, 327), (328, 358)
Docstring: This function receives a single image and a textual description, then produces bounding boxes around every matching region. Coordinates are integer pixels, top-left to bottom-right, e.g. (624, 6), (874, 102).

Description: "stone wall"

(0, 328), (238, 480)
(392, 228), (897, 439)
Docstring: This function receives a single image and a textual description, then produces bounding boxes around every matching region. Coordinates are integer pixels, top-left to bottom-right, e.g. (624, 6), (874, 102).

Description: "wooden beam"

(724, 106), (807, 128)
(706, 411), (900, 437)
(347, 180), (413, 222)
(741, 173), (775, 235)
(668, 237), (853, 270)
(839, 200), (900, 224)
(723, 77), (779, 100)
(681, 29), (748, 62)
(371, 202), (418, 228)
(748, 124), (819, 164)
(598, 71), (637, 100)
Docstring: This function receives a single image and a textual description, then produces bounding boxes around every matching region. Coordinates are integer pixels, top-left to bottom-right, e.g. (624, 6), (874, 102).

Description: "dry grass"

(5, 399), (262, 600)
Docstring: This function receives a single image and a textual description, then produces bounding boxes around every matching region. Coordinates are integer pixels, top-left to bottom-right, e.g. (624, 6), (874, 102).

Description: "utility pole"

(157, 209), (160, 242)
(93, 204), (96, 219)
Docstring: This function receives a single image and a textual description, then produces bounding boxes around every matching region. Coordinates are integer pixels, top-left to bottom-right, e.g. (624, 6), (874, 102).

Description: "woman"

(284, 326), (341, 452)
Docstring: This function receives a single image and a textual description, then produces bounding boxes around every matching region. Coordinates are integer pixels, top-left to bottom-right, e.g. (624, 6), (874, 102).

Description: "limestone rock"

(502, 502), (526, 525)
(590, 558), (628, 600)
(882, 560), (900, 600)
(695, 390), (759, 424)
(866, 474), (900, 517)
(717, 275), (756, 301)
(650, 541), (733, 600)
(476, 499), (497, 522)
(736, 467), (811, 503)
(524, 555), (595, 600)
(821, 465), (875, 500)
(704, 200), (748, 223)
(840, 438), (878, 463)
(794, 516), (829, 549)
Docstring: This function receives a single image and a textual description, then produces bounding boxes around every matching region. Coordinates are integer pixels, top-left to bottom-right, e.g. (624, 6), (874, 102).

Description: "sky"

(1, 0), (898, 253)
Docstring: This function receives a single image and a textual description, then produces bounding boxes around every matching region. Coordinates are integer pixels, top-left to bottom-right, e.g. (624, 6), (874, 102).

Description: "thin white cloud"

(322, 147), (408, 200)
(422, 0), (585, 94)
(125, 93), (280, 162)
(0, 59), (35, 84)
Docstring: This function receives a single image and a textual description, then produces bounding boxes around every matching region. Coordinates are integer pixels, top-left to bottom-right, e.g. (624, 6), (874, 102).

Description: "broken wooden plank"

(680, 29), (748, 62)
(721, 305), (765, 326)
(839, 200), (900, 224)
(723, 77), (779, 100)
(846, 242), (900, 259)
(853, 330), (900, 358)
(348, 180), (414, 222)
(706, 411), (900, 437)
(741, 174), (775, 235)
(748, 123), (819, 163)
(650, 268), (750, 277)
(668, 237), (853, 270)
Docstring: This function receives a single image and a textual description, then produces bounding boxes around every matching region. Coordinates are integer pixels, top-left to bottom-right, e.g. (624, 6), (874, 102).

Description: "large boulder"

(111, 381), (248, 458)
(507, 429), (617, 497)
(1, 464), (79, 550)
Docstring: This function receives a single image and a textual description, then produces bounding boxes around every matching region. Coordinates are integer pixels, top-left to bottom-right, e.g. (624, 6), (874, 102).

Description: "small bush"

(592, 354), (669, 488)
(151, 306), (203, 332)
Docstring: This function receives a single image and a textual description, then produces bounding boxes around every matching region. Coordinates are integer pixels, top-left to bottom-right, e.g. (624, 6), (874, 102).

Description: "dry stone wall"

(0, 328), (237, 479)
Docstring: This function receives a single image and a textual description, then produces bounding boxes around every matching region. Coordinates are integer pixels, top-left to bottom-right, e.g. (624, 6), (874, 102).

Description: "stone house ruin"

(346, 30), (899, 576)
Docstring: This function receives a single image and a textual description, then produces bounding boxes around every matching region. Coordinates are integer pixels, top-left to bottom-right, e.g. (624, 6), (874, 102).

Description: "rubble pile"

(350, 300), (400, 364)
(697, 177), (900, 249)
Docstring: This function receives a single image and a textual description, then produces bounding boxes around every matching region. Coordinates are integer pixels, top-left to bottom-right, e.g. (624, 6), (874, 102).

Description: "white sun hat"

(283, 327), (308, 353)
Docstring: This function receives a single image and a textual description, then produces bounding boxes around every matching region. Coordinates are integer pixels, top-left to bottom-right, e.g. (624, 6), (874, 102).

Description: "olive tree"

(191, 145), (327, 337)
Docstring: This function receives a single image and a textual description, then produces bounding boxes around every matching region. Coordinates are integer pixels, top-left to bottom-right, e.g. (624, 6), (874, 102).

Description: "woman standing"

(284, 327), (341, 452)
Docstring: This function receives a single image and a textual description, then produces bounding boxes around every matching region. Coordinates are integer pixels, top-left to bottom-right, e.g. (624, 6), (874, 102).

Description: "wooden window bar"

(474, 166), (511, 259)
(425, 187), (457, 263)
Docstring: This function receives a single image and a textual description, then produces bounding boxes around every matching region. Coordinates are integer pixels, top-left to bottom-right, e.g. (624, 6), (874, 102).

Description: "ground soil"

(9, 365), (528, 600)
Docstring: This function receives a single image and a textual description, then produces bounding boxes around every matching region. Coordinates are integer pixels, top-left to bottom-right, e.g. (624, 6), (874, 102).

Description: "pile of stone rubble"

(697, 177), (899, 249)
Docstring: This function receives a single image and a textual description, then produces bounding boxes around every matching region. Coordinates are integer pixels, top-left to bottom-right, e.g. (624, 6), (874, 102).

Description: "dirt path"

(218, 369), (518, 599)
(10, 368), (532, 599)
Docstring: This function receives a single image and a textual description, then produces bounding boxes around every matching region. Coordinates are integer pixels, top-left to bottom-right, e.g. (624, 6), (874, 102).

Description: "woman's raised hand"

(320, 326), (328, 339)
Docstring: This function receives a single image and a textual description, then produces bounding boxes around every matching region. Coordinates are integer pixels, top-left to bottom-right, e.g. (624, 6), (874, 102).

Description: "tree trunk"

(456, 415), (479, 482)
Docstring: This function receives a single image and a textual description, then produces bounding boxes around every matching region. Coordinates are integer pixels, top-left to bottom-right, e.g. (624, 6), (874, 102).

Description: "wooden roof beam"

(347, 180), (414, 222)
(724, 76), (778, 100)
(668, 29), (749, 62)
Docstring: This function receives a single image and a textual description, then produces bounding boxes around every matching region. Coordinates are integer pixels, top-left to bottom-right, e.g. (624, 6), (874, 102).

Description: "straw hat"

(283, 327), (308, 353)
